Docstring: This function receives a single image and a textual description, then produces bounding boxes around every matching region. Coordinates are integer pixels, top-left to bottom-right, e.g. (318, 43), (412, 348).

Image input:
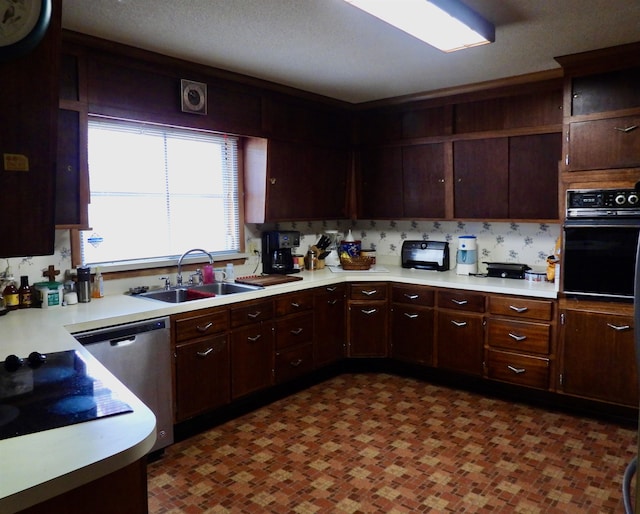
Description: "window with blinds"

(80, 117), (241, 267)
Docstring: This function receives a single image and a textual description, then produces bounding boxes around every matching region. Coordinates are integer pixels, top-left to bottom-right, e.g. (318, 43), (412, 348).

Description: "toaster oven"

(401, 241), (450, 271)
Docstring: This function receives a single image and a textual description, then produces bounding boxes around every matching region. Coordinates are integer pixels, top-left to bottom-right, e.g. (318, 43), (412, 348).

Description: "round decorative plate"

(0, 0), (51, 61)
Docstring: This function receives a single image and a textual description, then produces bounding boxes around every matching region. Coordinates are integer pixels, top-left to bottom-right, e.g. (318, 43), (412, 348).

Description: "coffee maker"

(262, 231), (301, 274)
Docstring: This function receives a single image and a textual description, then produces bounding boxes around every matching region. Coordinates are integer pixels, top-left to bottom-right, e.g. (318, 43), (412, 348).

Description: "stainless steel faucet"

(176, 249), (213, 286)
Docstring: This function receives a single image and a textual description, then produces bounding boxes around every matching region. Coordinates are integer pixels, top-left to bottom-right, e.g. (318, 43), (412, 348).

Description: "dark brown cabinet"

(274, 292), (314, 383)
(560, 307), (638, 407)
(313, 285), (346, 367)
(347, 282), (389, 357)
(391, 284), (435, 365)
(358, 146), (403, 219)
(402, 144), (446, 219)
(435, 290), (485, 376)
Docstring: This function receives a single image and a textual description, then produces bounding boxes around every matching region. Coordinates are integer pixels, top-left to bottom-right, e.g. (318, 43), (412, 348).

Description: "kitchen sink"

(136, 282), (263, 303)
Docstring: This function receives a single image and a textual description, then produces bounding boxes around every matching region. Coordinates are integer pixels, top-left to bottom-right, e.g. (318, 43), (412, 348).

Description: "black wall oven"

(563, 189), (640, 302)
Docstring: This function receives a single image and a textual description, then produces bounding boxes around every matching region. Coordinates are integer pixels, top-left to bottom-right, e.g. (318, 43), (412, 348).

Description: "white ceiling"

(61, 0), (640, 104)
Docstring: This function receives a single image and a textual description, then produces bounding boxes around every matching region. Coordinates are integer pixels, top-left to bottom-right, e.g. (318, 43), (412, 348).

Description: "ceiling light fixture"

(344, 0), (495, 52)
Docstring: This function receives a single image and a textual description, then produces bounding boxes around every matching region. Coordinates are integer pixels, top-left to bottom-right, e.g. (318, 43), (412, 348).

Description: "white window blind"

(81, 117), (240, 267)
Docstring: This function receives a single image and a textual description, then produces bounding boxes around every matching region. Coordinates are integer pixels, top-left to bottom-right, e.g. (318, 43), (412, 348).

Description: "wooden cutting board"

(235, 274), (303, 287)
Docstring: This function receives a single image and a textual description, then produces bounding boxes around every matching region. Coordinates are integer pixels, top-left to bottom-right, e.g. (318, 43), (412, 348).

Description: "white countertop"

(0, 265), (556, 512)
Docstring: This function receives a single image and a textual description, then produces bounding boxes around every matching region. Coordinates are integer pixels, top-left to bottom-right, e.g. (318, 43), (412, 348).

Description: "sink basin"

(136, 282), (263, 303)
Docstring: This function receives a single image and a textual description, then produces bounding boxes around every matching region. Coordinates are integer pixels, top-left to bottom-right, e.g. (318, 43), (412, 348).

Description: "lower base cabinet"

(313, 285), (346, 367)
(391, 284), (435, 365)
(347, 283), (389, 357)
(230, 321), (275, 399)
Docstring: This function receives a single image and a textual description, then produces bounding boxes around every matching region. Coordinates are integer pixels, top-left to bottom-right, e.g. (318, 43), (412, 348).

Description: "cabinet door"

(230, 321), (274, 399)
(347, 301), (389, 357)
(509, 133), (561, 219)
(561, 310), (638, 407)
(56, 109), (87, 226)
(358, 146), (403, 219)
(453, 138), (509, 219)
(175, 335), (230, 421)
(402, 143), (446, 218)
(391, 304), (434, 365)
(313, 285), (346, 367)
(436, 311), (484, 376)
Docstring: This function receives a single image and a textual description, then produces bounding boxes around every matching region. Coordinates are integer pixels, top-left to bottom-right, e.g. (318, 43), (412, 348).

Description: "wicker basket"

(340, 255), (373, 270)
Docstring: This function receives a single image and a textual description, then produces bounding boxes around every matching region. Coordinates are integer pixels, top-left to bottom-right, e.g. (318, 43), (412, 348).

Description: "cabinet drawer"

(275, 292), (313, 317)
(230, 299), (274, 328)
(392, 284), (434, 306)
(350, 282), (387, 301)
(437, 290), (485, 312)
(275, 343), (313, 383)
(486, 349), (550, 390)
(275, 312), (313, 349)
(489, 296), (553, 321)
(175, 309), (228, 342)
(486, 319), (551, 354)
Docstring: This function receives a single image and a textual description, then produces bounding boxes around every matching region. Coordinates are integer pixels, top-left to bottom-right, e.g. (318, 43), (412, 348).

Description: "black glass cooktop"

(0, 350), (132, 441)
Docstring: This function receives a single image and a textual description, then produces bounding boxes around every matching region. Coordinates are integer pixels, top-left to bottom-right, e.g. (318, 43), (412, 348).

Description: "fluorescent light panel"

(345, 0), (495, 52)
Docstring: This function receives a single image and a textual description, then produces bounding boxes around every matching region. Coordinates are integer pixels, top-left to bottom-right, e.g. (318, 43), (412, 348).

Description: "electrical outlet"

(248, 240), (259, 255)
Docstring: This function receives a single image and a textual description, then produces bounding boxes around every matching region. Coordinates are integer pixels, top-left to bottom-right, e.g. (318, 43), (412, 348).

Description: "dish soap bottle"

(92, 267), (104, 298)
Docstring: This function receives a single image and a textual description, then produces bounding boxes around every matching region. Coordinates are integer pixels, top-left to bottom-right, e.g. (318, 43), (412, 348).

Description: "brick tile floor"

(147, 373), (637, 513)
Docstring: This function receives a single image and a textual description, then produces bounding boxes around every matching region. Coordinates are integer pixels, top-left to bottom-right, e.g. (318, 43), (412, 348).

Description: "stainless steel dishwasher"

(73, 317), (174, 453)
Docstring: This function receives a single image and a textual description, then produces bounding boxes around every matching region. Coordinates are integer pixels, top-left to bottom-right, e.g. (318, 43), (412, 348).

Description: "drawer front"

(486, 319), (551, 354)
(392, 284), (434, 306)
(275, 312), (314, 349)
(487, 349), (550, 390)
(230, 300), (274, 328)
(175, 309), (228, 342)
(275, 292), (314, 317)
(489, 296), (553, 321)
(437, 290), (485, 313)
(350, 282), (387, 301)
(275, 343), (313, 383)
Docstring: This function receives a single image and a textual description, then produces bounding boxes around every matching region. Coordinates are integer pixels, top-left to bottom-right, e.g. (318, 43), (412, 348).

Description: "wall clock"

(0, 0), (51, 62)
(181, 79), (207, 115)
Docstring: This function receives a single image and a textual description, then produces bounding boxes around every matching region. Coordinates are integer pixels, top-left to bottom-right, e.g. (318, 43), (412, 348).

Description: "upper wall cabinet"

(0, 0), (62, 257)
(556, 43), (640, 174)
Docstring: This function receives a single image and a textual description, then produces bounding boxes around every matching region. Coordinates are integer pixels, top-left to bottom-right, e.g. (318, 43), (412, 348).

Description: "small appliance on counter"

(401, 241), (450, 271)
(456, 235), (478, 275)
(262, 230), (301, 274)
(485, 262), (531, 279)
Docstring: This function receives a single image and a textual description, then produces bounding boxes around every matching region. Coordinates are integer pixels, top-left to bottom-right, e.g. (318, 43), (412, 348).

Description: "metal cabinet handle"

(451, 320), (467, 327)
(290, 359), (303, 367)
(404, 294), (419, 300)
(404, 312), (419, 319)
(291, 302), (300, 308)
(361, 289), (378, 296)
(327, 299), (338, 305)
(247, 311), (262, 319)
(509, 306), (528, 313)
(326, 286), (337, 292)
(614, 125), (638, 133)
(507, 365), (526, 374)
(290, 328), (304, 335)
(361, 308), (378, 315)
(247, 334), (262, 342)
(451, 299), (468, 305)
(196, 322), (214, 332)
(196, 348), (213, 358)
(508, 333), (527, 341)
(607, 323), (631, 331)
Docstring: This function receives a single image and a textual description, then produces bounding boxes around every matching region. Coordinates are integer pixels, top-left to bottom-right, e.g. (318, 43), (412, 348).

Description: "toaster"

(401, 241), (450, 271)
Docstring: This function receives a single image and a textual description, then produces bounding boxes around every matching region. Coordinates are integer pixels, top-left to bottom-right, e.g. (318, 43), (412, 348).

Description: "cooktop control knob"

(629, 194), (639, 205)
(28, 351), (46, 368)
(615, 193), (627, 205)
(4, 354), (23, 372)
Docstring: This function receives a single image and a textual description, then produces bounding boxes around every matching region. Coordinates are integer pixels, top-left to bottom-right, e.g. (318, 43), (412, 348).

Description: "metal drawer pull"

(362, 308), (378, 315)
(247, 311), (262, 319)
(327, 299), (338, 305)
(607, 323), (631, 331)
(291, 302), (300, 308)
(247, 334), (262, 342)
(404, 294), (419, 300)
(509, 306), (528, 313)
(326, 286), (337, 292)
(361, 289), (378, 296)
(196, 322), (213, 332)
(290, 359), (303, 367)
(507, 365), (526, 374)
(451, 320), (467, 327)
(196, 348), (213, 358)
(508, 333), (527, 341)
(290, 328), (304, 335)
(404, 313), (419, 319)
(614, 125), (638, 133)
(451, 299), (468, 305)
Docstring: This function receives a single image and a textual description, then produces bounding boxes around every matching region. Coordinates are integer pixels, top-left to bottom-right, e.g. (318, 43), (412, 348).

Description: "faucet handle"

(189, 269), (203, 286)
(160, 277), (171, 290)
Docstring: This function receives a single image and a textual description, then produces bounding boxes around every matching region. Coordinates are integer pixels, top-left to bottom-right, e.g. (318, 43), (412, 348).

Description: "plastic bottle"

(18, 276), (32, 308)
(92, 267), (104, 298)
(3, 280), (19, 311)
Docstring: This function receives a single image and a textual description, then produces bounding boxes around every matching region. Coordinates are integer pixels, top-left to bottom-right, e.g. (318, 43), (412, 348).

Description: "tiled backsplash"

(248, 220), (561, 273)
